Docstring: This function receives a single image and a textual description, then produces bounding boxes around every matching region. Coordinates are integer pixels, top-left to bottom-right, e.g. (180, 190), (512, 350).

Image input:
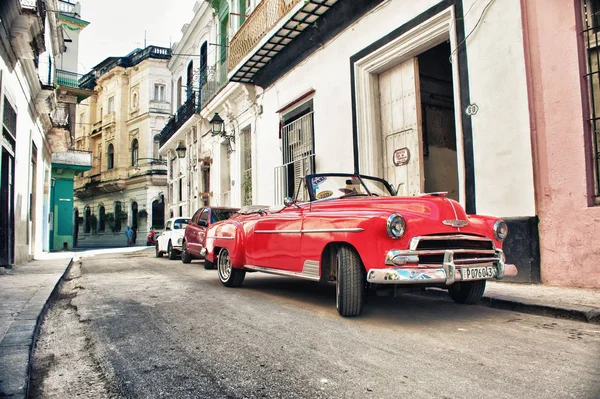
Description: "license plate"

(460, 266), (497, 281)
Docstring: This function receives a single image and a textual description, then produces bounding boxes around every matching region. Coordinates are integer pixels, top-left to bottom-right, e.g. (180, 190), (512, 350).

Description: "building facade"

(73, 46), (172, 247)
(158, 0), (259, 219)
(157, 0), (600, 288)
(0, 0), (89, 265)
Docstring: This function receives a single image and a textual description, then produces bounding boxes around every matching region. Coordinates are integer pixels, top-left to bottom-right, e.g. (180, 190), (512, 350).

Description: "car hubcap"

(219, 251), (231, 281)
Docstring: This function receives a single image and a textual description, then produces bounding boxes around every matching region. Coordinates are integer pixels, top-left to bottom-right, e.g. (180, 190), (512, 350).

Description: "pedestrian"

(125, 226), (134, 246)
(132, 226), (137, 245)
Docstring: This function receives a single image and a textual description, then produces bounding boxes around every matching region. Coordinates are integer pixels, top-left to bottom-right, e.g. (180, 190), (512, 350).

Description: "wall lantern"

(175, 141), (187, 158)
(210, 112), (235, 152)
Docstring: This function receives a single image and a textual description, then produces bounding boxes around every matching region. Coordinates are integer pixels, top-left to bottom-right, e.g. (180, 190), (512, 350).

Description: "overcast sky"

(76, 0), (198, 73)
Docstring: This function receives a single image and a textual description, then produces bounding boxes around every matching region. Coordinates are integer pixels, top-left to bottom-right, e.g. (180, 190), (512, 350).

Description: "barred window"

(583, 0), (600, 196)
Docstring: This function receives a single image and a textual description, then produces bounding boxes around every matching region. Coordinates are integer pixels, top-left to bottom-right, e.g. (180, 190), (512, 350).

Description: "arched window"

(131, 201), (138, 230)
(84, 206), (91, 233)
(152, 199), (164, 229)
(131, 139), (139, 166)
(114, 201), (122, 232)
(187, 60), (194, 99)
(98, 205), (105, 232)
(107, 143), (114, 170)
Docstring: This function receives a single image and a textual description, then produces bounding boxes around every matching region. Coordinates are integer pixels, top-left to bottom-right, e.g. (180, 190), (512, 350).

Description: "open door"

(378, 57), (424, 196)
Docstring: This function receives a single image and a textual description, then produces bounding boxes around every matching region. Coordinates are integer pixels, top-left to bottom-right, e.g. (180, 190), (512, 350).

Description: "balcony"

(51, 150), (92, 171)
(158, 94), (197, 146)
(129, 158), (167, 178)
(57, 0), (80, 17)
(228, 0), (338, 83)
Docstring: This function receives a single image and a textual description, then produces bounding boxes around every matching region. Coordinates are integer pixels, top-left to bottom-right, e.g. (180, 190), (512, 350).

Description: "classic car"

(155, 217), (191, 260)
(204, 173), (518, 317)
(181, 206), (240, 267)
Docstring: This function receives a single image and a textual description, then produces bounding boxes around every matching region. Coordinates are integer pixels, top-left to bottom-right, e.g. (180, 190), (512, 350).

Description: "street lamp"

(175, 141), (187, 158)
(210, 112), (224, 136)
(209, 112), (235, 151)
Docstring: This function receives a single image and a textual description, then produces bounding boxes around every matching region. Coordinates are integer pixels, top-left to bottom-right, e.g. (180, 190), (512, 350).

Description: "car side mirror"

(198, 220), (208, 227)
(283, 197), (294, 207)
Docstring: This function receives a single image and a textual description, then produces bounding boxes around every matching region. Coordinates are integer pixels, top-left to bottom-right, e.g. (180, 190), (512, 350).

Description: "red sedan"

(182, 206), (239, 268)
(204, 173), (518, 317)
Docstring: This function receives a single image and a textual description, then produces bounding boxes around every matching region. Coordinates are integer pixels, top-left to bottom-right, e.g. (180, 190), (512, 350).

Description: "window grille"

(274, 112), (315, 204)
(583, 0), (600, 195)
(242, 129), (252, 206)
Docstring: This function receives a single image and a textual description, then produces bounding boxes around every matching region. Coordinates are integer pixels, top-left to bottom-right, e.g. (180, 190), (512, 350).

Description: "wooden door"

(378, 57), (424, 196)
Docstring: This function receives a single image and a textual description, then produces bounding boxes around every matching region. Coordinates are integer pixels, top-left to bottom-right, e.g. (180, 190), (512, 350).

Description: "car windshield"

(308, 174), (394, 201)
(173, 219), (190, 229)
(213, 209), (238, 222)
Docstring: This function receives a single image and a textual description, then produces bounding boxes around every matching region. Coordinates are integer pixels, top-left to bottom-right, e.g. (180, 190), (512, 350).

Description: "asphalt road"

(30, 249), (600, 399)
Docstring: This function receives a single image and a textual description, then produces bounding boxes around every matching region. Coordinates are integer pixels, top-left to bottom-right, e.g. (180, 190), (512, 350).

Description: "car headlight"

(386, 214), (406, 239)
(177, 238), (183, 245)
(493, 220), (508, 241)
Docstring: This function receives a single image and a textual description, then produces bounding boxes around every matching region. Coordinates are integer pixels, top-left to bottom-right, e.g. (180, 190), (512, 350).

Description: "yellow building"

(73, 46), (172, 247)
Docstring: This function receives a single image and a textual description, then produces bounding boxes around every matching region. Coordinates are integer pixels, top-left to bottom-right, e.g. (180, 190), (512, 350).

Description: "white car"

(155, 217), (190, 260)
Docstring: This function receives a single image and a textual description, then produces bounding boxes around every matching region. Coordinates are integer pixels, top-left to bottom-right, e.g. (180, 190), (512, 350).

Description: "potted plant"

(138, 209), (148, 218)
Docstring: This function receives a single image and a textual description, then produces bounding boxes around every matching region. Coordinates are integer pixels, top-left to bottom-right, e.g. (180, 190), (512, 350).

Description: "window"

(98, 205), (105, 232)
(153, 135), (160, 159)
(241, 128), (252, 206)
(114, 201), (122, 232)
(131, 202), (138, 230)
(583, 0), (600, 197)
(173, 218), (190, 230)
(107, 144), (114, 170)
(275, 100), (315, 203)
(131, 139), (139, 166)
(200, 209), (209, 223)
(177, 77), (182, 108)
(154, 84), (165, 102)
(152, 199), (164, 229)
(108, 96), (115, 113)
(3, 96), (17, 150)
(187, 61), (194, 99)
(84, 205), (91, 233)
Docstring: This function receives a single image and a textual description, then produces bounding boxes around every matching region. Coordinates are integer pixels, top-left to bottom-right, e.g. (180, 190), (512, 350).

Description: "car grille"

(410, 234), (498, 266)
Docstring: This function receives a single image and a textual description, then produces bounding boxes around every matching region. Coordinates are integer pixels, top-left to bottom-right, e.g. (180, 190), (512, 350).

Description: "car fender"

(205, 220), (247, 267)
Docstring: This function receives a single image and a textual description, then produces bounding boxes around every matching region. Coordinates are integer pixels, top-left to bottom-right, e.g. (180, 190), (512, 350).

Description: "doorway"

(0, 147), (15, 265)
(378, 42), (458, 199)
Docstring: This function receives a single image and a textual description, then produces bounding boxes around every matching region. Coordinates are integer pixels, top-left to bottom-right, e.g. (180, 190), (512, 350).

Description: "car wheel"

(203, 259), (214, 270)
(168, 241), (177, 260)
(217, 248), (245, 287)
(155, 243), (163, 258)
(448, 280), (486, 304)
(181, 241), (192, 264)
(335, 246), (364, 317)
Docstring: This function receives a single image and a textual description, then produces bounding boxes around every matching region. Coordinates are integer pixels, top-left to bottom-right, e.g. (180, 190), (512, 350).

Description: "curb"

(420, 288), (600, 325)
(24, 257), (75, 399)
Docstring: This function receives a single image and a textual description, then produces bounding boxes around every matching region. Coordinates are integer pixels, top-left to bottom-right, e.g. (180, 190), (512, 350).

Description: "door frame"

(351, 6), (467, 208)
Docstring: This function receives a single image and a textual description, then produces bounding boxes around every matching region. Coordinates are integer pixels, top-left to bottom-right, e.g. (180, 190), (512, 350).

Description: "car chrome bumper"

(367, 249), (518, 285)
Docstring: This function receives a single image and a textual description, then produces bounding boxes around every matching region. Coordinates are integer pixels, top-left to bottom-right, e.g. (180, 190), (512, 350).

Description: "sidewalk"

(424, 281), (600, 324)
(0, 254), (73, 398)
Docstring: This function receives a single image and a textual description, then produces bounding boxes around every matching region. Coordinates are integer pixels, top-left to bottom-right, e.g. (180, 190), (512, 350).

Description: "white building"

(158, 0), (260, 218)
(0, 0), (86, 266)
(159, 0), (538, 283)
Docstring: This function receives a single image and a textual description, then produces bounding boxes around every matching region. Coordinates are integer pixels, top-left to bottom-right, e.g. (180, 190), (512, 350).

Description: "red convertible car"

(204, 173), (518, 317)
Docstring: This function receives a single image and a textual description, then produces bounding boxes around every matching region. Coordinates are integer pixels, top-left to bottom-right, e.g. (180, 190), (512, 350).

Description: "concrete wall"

(523, 0), (600, 288)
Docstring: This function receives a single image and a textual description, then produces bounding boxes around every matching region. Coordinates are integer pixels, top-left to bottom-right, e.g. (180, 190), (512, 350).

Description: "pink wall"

(522, 0), (600, 288)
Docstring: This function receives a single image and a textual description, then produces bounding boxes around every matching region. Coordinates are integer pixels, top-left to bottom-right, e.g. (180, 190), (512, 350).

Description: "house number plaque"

(393, 148), (410, 166)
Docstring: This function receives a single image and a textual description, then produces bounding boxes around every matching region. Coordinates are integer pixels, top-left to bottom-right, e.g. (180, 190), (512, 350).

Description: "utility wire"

(449, 0), (496, 63)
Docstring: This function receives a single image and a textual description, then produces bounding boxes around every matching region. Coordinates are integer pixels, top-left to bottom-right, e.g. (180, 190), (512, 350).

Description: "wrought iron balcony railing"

(56, 69), (85, 88)
(228, 0), (301, 74)
(158, 95), (197, 146)
(78, 46), (172, 91)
